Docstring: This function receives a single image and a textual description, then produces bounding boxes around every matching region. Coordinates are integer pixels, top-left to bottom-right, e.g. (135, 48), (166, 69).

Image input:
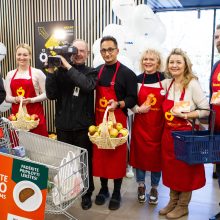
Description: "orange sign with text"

(0, 154), (48, 220)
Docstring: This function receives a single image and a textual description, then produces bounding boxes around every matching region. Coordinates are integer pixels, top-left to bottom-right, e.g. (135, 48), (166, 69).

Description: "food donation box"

(0, 154), (48, 220)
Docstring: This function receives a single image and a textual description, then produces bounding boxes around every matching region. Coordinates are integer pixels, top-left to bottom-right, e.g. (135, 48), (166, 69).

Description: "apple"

(88, 125), (97, 135)
(109, 128), (119, 138)
(119, 128), (128, 137)
(25, 114), (31, 121)
(115, 122), (123, 131)
(117, 133), (123, 138)
(8, 114), (17, 121)
(30, 114), (39, 121)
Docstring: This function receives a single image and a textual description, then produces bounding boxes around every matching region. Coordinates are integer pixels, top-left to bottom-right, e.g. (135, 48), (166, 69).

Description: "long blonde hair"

(165, 48), (197, 88)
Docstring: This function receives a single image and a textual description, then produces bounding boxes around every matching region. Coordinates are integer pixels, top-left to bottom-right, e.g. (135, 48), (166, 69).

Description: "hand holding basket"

(88, 106), (128, 149)
(11, 99), (39, 131)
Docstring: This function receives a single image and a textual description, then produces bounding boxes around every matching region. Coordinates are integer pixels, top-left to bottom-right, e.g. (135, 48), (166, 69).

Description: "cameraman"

(45, 39), (97, 210)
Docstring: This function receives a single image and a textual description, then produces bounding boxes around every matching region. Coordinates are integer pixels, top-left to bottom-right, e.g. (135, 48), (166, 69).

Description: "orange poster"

(0, 154), (48, 220)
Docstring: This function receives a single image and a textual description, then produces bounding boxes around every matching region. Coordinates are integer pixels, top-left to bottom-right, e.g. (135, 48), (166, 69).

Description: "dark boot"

(81, 193), (92, 210)
(108, 191), (121, 210)
(159, 189), (179, 215)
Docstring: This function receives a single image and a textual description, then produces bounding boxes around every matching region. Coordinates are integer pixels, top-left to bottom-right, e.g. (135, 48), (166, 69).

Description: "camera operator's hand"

(59, 55), (72, 70)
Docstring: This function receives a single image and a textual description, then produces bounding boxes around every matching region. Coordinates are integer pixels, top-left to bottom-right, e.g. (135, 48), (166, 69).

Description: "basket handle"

(192, 108), (215, 136)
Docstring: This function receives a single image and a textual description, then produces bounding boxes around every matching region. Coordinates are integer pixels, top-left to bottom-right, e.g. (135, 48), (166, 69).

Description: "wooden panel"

(0, 0), (144, 132)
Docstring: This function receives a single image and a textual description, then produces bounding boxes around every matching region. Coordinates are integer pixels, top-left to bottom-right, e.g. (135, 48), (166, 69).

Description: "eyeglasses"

(100, 48), (117, 54)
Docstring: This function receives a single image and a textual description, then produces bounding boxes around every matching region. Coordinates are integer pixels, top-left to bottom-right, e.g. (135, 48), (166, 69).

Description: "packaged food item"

(0, 146), (10, 154)
(211, 91), (220, 104)
(11, 146), (26, 157)
(173, 101), (190, 113)
(144, 94), (155, 106)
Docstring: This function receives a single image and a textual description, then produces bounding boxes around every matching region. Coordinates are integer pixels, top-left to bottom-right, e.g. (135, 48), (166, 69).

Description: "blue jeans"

(136, 168), (161, 187)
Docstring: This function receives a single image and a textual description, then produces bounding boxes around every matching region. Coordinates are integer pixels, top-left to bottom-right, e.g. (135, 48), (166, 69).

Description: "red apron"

(130, 72), (165, 171)
(162, 80), (205, 191)
(10, 67), (48, 137)
(93, 62), (127, 179)
(211, 64), (220, 131)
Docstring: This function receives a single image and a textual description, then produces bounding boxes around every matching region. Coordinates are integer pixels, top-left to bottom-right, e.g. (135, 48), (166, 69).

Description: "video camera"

(47, 44), (78, 67)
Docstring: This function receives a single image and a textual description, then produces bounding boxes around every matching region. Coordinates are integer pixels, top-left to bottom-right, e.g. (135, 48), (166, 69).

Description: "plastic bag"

(52, 151), (84, 205)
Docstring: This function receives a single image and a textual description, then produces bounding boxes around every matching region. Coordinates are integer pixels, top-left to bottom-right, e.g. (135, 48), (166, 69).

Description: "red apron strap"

(165, 79), (174, 99)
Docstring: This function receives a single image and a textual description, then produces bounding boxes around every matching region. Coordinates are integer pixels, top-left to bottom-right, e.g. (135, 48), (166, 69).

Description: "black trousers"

(57, 128), (95, 195)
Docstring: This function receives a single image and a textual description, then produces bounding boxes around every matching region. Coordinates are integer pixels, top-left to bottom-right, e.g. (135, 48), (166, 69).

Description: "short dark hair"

(100, 36), (118, 48)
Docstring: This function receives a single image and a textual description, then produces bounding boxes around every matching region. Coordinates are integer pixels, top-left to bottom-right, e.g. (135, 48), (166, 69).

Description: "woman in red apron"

(160, 48), (209, 219)
(5, 43), (48, 137)
(93, 36), (137, 211)
(129, 49), (165, 205)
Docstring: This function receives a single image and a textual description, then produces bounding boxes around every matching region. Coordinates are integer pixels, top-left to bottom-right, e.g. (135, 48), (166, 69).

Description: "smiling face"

(16, 47), (31, 68)
(100, 40), (119, 65)
(168, 54), (185, 78)
(142, 52), (160, 74)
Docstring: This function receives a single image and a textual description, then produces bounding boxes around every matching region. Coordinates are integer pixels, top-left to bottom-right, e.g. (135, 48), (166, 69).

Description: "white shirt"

(5, 67), (47, 103)
(163, 78), (210, 118)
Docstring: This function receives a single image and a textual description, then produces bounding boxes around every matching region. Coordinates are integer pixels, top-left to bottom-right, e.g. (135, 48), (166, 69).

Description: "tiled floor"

(45, 164), (220, 220)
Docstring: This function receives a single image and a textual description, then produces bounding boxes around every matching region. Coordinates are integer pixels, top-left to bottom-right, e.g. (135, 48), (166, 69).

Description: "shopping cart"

(172, 109), (220, 165)
(0, 117), (88, 220)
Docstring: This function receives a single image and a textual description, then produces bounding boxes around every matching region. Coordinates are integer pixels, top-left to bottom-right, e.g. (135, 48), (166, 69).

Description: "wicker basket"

(11, 99), (39, 131)
(88, 106), (128, 149)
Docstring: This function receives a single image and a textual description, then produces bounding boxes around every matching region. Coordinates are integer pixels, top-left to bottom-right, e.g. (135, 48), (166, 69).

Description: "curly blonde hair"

(165, 48), (198, 88)
(139, 49), (164, 72)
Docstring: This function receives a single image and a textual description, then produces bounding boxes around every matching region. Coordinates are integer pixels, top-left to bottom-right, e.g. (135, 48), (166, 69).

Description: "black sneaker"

(138, 185), (146, 203)
(81, 194), (92, 210)
(95, 188), (110, 205)
(108, 192), (121, 210)
(148, 188), (158, 205)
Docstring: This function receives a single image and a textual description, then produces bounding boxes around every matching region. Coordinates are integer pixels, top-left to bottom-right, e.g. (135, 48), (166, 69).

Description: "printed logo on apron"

(16, 86), (25, 97)
(217, 72), (220, 81)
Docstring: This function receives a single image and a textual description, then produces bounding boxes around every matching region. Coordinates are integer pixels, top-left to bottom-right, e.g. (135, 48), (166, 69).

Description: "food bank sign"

(0, 154), (48, 220)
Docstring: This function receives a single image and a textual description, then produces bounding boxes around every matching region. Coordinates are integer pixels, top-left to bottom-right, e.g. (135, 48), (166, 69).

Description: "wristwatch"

(117, 101), (121, 109)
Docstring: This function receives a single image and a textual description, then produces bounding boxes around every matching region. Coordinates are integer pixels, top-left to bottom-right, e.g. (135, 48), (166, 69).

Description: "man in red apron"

(93, 36), (137, 210)
(209, 24), (220, 220)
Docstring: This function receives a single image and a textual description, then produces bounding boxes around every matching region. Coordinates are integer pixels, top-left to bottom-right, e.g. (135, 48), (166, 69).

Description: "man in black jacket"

(46, 39), (97, 210)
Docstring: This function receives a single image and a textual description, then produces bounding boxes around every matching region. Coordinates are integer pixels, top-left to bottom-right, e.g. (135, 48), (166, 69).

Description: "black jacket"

(0, 75), (6, 105)
(46, 63), (97, 131)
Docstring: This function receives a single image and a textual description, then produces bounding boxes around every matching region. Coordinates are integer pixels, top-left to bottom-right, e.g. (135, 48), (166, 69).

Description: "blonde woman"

(130, 49), (165, 205)
(5, 43), (48, 136)
(160, 48), (209, 219)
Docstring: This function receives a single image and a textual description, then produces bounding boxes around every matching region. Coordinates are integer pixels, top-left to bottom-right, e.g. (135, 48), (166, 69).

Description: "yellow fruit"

(115, 122), (123, 131)
(109, 128), (119, 138)
(88, 125), (97, 135)
(119, 128), (128, 137)
(25, 114), (31, 121)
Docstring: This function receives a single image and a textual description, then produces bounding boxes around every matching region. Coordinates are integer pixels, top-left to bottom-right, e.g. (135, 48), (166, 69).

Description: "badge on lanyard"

(160, 89), (166, 96)
(73, 87), (80, 96)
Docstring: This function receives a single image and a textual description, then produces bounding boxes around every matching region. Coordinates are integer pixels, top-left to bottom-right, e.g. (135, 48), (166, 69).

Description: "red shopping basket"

(172, 109), (220, 165)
